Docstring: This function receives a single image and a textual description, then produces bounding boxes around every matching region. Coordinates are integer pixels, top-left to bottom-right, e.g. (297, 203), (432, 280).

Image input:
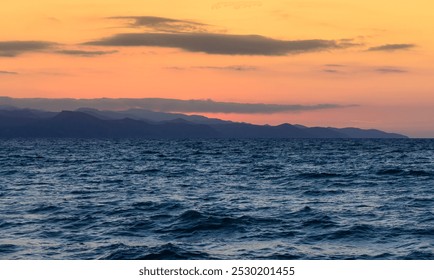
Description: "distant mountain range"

(0, 107), (408, 138)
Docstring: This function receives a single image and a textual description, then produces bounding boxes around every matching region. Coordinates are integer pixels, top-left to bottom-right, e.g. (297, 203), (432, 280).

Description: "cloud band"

(0, 96), (356, 114)
(85, 32), (342, 55)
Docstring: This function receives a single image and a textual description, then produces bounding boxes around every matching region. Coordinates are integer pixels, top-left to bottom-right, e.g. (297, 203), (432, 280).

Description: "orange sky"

(1, 0), (433, 137)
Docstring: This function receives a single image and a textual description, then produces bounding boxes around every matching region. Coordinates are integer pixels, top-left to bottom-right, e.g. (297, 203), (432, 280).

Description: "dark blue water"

(0, 139), (433, 259)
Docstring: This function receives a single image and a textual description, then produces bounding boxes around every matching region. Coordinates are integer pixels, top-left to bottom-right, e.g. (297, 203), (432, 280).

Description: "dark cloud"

(375, 67), (408, 74)
(0, 96), (356, 114)
(94, 16), (354, 55)
(85, 32), (344, 55)
(109, 16), (209, 32)
(55, 49), (118, 57)
(367, 44), (415, 52)
(0, 71), (18, 75)
(0, 41), (56, 57)
(0, 41), (117, 58)
(322, 69), (342, 73)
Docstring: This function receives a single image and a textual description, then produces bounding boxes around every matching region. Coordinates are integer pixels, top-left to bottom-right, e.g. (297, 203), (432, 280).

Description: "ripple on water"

(101, 243), (211, 260)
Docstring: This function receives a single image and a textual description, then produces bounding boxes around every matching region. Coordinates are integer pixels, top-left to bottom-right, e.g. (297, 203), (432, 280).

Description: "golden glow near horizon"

(1, 0), (434, 136)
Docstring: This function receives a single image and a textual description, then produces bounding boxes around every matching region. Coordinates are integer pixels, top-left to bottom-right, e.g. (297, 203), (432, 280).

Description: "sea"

(0, 138), (433, 260)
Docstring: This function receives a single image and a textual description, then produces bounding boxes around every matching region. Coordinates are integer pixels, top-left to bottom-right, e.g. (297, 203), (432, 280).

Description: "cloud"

(0, 71), (18, 75)
(322, 64), (346, 73)
(375, 67), (408, 74)
(123, 99), (353, 114)
(85, 32), (344, 55)
(322, 69), (342, 73)
(55, 49), (118, 57)
(0, 41), (116, 58)
(0, 41), (56, 57)
(164, 66), (187, 71)
(320, 64), (408, 75)
(338, 38), (363, 48)
(324, 64), (345, 67)
(0, 96), (356, 114)
(93, 16), (354, 56)
(367, 44), (415, 52)
(109, 16), (209, 33)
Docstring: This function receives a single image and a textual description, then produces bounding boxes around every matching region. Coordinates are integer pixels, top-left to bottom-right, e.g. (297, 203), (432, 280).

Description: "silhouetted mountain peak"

(277, 123), (294, 128)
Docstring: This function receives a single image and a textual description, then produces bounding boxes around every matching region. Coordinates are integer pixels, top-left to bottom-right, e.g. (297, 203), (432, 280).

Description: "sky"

(0, 0), (433, 137)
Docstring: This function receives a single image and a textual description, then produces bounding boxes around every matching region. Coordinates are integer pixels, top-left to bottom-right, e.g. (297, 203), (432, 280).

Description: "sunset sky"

(1, 0), (433, 137)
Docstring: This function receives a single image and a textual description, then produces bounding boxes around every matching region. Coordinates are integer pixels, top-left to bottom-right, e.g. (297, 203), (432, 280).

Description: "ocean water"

(0, 139), (433, 260)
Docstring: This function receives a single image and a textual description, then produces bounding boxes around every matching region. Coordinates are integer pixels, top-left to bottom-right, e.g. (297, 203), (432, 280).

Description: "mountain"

(331, 127), (406, 138)
(76, 107), (230, 124)
(0, 108), (408, 139)
(0, 111), (218, 138)
(0, 108), (56, 128)
(211, 123), (314, 138)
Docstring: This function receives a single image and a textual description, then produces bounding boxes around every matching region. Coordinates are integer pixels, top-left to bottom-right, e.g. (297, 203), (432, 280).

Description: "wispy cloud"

(322, 64), (346, 73)
(322, 69), (342, 73)
(0, 41), (56, 57)
(375, 67), (408, 74)
(131, 99), (354, 114)
(367, 44), (415, 52)
(324, 64), (346, 67)
(320, 64), (408, 75)
(85, 32), (345, 56)
(0, 96), (357, 114)
(164, 66), (187, 71)
(0, 71), (18, 75)
(55, 49), (118, 57)
(109, 16), (209, 33)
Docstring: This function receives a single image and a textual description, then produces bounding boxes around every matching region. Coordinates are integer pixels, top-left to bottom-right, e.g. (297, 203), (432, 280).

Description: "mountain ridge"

(0, 107), (408, 138)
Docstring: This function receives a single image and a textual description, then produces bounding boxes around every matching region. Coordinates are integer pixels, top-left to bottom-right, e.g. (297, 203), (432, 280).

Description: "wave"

(402, 251), (434, 260)
(112, 201), (184, 215)
(302, 215), (338, 229)
(303, 189), (345, 196)
(376, 168), (432, 176)
(157, 210), (278, 235)
(101, 243), (210, 260)
(299, 172), (342, 179)
(261, 253), (302, 260)
(27, 204), (62, 214)
(306, 224), (380, 242)
(0, 244), (20, 255)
